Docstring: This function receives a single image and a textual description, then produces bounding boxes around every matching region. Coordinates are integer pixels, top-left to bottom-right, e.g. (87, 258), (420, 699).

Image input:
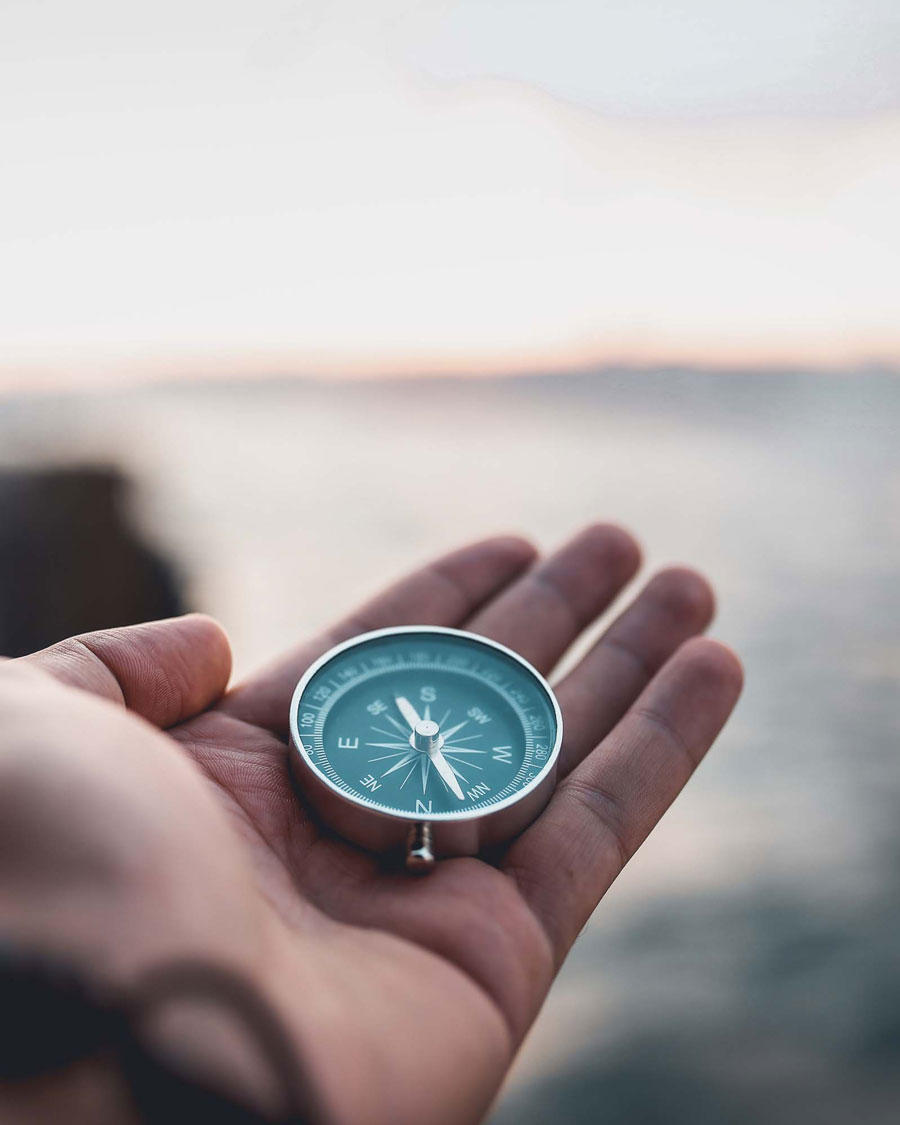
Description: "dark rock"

(0, 466), (185, 657)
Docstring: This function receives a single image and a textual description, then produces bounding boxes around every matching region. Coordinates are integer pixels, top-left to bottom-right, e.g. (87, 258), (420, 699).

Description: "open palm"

(7, 525), (742, 1124)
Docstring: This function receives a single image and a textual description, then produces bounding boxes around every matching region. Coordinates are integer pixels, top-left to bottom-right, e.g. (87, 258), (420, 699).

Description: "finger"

(16, 614), (233, 728)
(221, 535), (537, 731)
(504, 637), (743, 962)
(554, 567), (715, 777)
(464, 524), (641, 673)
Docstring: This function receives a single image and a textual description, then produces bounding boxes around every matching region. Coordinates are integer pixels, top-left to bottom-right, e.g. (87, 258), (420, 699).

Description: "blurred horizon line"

(2, 346), (899, 398)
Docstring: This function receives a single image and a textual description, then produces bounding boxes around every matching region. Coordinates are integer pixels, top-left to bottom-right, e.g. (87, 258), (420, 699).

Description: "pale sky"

(1, 0), (899, 387)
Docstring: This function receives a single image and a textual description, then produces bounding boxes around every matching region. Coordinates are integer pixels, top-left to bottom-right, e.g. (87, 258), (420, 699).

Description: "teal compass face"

(290, 627), (561, 822)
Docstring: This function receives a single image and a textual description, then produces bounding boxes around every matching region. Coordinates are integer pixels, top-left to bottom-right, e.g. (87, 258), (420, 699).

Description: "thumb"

(14, 615), (232, 728)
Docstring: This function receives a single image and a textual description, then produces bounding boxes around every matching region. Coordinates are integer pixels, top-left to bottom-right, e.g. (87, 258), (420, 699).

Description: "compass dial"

(290, 627), (561, 821)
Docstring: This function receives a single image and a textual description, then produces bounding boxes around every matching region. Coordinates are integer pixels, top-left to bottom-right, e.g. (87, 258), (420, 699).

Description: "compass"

(289, 626), (563, 871)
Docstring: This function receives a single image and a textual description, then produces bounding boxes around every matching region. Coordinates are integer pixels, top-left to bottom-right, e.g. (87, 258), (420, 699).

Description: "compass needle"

(394, 695), (423, 731)
(429, 745), (466, 800)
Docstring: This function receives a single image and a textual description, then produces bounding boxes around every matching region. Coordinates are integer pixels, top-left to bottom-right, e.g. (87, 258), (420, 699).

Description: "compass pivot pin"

(413, 719), (441, 753)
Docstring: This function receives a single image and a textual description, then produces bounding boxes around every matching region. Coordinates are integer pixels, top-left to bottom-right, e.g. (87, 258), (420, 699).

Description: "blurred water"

(2, 369), (898, 1121)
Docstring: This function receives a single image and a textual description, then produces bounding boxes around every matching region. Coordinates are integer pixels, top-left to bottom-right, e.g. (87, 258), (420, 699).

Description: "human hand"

(0, 525), (742, 1124)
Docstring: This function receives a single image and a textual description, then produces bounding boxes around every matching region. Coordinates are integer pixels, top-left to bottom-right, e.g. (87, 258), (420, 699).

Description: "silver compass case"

(288, 626), (564, 863)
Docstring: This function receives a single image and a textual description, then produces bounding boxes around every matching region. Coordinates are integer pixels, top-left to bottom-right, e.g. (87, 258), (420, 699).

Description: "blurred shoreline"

(2, 359), (899, 400)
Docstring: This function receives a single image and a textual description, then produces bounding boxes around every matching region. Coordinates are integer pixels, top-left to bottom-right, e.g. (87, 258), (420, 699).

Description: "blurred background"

(1, 2), (899, 1122)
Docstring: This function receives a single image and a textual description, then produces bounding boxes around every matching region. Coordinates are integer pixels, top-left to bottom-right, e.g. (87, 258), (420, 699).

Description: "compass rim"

(288, 624), (563, 826)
